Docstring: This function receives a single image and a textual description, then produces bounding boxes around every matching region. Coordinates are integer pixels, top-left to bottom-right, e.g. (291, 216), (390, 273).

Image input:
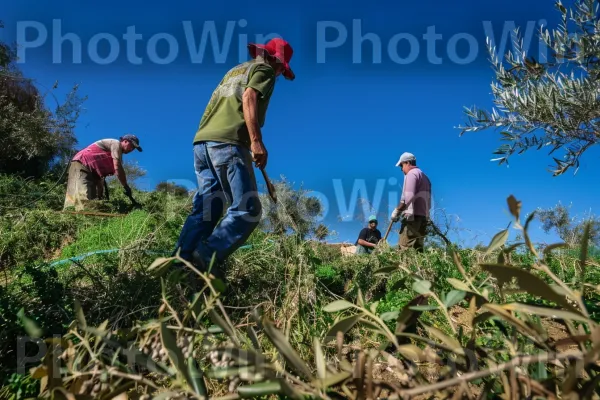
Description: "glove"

(391, 208), (401, 222)
(123, 185), (132, 198)
(103, 179), (110, 200)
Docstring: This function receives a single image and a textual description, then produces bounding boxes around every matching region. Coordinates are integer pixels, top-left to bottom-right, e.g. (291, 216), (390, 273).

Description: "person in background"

(63, 134), (142, 211)
(391, 152), (432, 252)
(355, 215), (382, 254)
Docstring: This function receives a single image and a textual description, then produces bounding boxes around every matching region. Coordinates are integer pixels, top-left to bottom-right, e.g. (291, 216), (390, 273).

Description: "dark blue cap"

(120, 134), (142, 152)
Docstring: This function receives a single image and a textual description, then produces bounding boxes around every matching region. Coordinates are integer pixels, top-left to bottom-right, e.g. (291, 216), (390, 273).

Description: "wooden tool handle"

(383, 221), (394, 242)
(261, 168), (269, 182)
(261, 168), (277, 203)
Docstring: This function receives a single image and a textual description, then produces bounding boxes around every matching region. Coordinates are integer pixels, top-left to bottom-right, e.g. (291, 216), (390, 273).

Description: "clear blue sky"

(2, 0), (599, 247)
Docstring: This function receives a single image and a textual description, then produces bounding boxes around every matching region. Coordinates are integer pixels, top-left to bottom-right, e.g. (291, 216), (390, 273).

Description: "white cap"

(396, 152), (416, 167)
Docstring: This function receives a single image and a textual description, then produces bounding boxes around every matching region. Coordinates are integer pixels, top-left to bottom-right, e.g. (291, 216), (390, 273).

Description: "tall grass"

(0, 175), (598, 399)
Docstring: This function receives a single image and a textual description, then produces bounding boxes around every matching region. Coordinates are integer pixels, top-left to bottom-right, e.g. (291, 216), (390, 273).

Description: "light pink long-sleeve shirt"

(401, 167), (432, 218)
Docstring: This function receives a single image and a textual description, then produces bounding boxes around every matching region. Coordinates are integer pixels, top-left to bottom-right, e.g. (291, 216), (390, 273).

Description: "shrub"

(0, 29), (86, 178)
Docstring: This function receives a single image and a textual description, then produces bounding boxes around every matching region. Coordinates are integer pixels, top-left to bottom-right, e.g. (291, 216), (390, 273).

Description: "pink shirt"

(401, 167), (432, 218)
(72, 140), (120, 178)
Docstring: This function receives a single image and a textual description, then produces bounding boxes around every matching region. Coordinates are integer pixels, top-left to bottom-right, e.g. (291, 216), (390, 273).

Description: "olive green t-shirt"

(193, 60), (276, 148)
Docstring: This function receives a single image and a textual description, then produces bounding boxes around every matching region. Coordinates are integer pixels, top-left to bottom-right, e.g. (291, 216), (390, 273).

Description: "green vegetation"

(0, 173), (598, 399)
(0, 20), (86, 179)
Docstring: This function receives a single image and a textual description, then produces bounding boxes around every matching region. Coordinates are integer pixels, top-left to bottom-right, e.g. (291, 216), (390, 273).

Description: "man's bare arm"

(243, 87), (268, 168)
(243, 87), (261, 142)
(114, 159), (128, 187)
(357, 239), (376, 248)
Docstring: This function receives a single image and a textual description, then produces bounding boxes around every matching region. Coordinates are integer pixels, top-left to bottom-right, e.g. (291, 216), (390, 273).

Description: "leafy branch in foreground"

(457, 0), (600, 176)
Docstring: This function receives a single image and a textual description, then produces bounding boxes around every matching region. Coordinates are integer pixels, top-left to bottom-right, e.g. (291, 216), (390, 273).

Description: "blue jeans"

(355, 245), (372, 255)
(174, 141), (262, 267)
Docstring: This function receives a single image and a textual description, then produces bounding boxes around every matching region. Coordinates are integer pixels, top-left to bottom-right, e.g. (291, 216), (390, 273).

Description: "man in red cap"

(174, 38), (295, 286)
(63, 134), (142, 210)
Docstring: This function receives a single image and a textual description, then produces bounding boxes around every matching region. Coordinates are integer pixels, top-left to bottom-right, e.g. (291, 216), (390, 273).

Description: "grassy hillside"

(0, 173), (599, 399)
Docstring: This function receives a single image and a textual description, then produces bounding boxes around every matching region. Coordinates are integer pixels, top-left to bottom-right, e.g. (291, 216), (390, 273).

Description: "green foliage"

(107, 159), (148, 190)
(12, 194), (598, 399)
(537, 202), (600, 247)
(258, 176), (325, 240)
(0, 27), (86, 178)
(0, 208), (81, 267)
(0, 180), (193, 388)
(0, 74), (82, 177)
(0, 22), (11, 69)
(0, 174), (65, 210)
(458, 0), (600, 176)
(0, 164), (598, 399)
(155, 181), (191, 197)
(0, 373), (39, 399)
(314, 224), (329, 241)
(59, 210), (156, 257)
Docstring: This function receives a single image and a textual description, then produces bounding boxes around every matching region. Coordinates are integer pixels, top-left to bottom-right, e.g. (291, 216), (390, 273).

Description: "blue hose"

(48, 244), (255, 268)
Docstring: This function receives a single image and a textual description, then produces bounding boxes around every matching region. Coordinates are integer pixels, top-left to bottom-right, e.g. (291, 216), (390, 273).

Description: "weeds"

(7, 195), (598, 399)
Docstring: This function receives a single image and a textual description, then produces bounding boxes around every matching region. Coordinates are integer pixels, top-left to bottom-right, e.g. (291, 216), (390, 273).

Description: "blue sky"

(2, 0), (598, 247)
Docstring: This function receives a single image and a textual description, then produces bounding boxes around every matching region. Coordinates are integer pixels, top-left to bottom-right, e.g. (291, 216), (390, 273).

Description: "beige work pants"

(63, 161), (103, 211)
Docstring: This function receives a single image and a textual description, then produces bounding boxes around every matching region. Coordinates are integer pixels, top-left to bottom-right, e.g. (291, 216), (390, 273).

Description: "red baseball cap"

(248, 38), (295, 81)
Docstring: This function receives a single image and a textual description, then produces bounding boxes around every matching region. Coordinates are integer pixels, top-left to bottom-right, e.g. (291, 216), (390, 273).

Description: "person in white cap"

(390, 152), (432, 252)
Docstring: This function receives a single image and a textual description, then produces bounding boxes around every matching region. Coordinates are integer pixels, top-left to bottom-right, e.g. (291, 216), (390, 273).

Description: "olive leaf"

(484, 228), (510, 256)
(262, 318), (313, 380)
(313, 338), (326, 381)
(325, 314), (363, 341)
(373, 266), (399, 275)
(74, 299), (86, 329)
(380, 311), (399, 321)
(237, 381), (282, 398)
(409, 305), (439, 311)
(502, 303), (591, 324)
(207, 365), (261, 380)
(395, 295), (429, 335)
(447, 278), (471, 292)
(522, 212), (539, 257)
(148, 257), (174, 272)
(246, 326), (261, 351)
(186, 359), (207, 398)
(209, 309), (238, 344)
(579, 221), (591, 293)
(322, 300), (355, 313)
(17, 308), (42, 338)
(160, 321), (206, 396)
(321, 371), (352, 388)
(396, 344), (426, 362)
(412, 280), (432, 294)
(507, 195), (522, 221)
(476, 303), (548, 346)
(481, 263), (583, 315)
(542, 242), (569, 258)
(423, 324), (464, 356)
(444, 290), (466, 308)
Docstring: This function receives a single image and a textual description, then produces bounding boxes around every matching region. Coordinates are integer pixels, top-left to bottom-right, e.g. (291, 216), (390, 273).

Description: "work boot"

(192, 249), (227, 293)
